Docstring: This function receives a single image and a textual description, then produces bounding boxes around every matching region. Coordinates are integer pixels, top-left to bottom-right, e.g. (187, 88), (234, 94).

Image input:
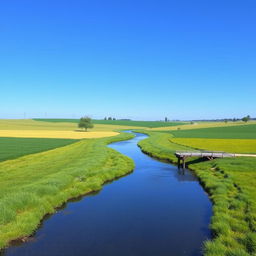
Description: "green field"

(34, 118), (187, 128)
(0, 132), (134, 248)
(137, 131), (256, 255)
(0, 137), (78, 162)
(170, 124), (256, 139)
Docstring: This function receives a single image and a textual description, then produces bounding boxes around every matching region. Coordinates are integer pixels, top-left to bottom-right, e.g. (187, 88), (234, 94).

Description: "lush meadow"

(0, 132), (135, 249)
(190, 158), (256, 256)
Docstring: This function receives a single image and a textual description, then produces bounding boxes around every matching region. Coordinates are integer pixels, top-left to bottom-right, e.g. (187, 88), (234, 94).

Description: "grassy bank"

(136, 130), (198, 163)
(137, 131), (256, 255)
(0, 132), (135, 249)
(190, 158), (256, 256)
(0, 137), (78, 162)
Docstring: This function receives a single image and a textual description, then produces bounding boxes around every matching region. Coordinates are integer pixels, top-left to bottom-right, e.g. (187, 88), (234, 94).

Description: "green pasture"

(170, 124), (256, 139)
(0, 137), (78, 162)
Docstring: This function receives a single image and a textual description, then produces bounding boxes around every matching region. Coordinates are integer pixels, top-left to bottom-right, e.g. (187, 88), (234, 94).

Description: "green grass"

(0, 137), (78, 162)
(0, 132), (135, 249)
(170, 124), (256, 139)
(137, 131), (256, 255)
(190, 158), (256, 256)
(135, 130), (198, 162)
(34, 118), (187, 128)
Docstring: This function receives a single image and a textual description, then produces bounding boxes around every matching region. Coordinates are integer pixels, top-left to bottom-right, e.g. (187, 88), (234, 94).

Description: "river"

(2, 132), (212, 256)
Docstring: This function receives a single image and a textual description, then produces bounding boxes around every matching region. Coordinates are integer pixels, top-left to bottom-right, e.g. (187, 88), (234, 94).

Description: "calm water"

(2, 132), (212, 256)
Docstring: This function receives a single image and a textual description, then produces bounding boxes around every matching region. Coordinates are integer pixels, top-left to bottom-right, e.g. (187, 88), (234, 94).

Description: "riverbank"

(136, 130), (256, 256)
(0, 132), (135, 249)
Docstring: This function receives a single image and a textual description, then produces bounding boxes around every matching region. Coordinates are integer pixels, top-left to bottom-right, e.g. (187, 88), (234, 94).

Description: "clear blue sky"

(0, 0), (255, 120)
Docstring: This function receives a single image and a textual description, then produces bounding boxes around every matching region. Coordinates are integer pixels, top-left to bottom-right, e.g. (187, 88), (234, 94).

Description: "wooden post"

(182, 157), (186, 169)
(178, 157), (181, 168)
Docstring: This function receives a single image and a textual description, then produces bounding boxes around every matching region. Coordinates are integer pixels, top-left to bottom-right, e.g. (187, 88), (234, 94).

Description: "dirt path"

(235, 153), (256, 157)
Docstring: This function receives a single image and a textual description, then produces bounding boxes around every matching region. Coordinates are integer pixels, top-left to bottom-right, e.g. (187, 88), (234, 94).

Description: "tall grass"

(190, 158), (256, 256)
(137, 130), (256, 255)
(0, 132), (135, 249)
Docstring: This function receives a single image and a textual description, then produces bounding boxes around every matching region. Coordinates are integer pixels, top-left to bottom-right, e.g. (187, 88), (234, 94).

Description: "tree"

(78, 116), (94, 131)
(165, 117), (168, 122)
(113, 117), (116, 120)
(108, 117), (112, 120)
(104, 117), (107, 120)
(242, 115), (250, 123)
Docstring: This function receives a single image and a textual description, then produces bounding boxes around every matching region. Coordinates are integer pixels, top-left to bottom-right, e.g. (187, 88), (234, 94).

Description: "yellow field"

(151, 121), (256, 131)
(0, 130), (119, 139)
(171, 138), (256, 154)
(0, 119), (143, 131)
(0, 119), (144, 139)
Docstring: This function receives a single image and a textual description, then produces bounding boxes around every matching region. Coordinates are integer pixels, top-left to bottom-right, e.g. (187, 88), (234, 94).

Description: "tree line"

(191, 115), (252, 123)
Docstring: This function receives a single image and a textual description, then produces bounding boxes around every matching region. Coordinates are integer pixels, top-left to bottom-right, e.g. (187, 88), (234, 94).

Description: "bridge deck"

(175, 152), (236, 158)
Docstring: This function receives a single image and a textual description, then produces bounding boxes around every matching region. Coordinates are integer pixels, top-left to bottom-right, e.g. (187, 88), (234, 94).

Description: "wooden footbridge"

(175, 151), (236, 168)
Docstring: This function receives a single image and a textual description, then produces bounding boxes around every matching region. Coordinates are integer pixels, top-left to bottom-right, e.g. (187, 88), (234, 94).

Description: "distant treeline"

(33, 119), (187, 128)
(190, 117), (255, 122)
(103, 117), (131, 121)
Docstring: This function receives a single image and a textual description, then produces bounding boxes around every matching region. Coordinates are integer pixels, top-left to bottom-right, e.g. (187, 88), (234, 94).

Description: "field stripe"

(0, 130), (119, 139)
